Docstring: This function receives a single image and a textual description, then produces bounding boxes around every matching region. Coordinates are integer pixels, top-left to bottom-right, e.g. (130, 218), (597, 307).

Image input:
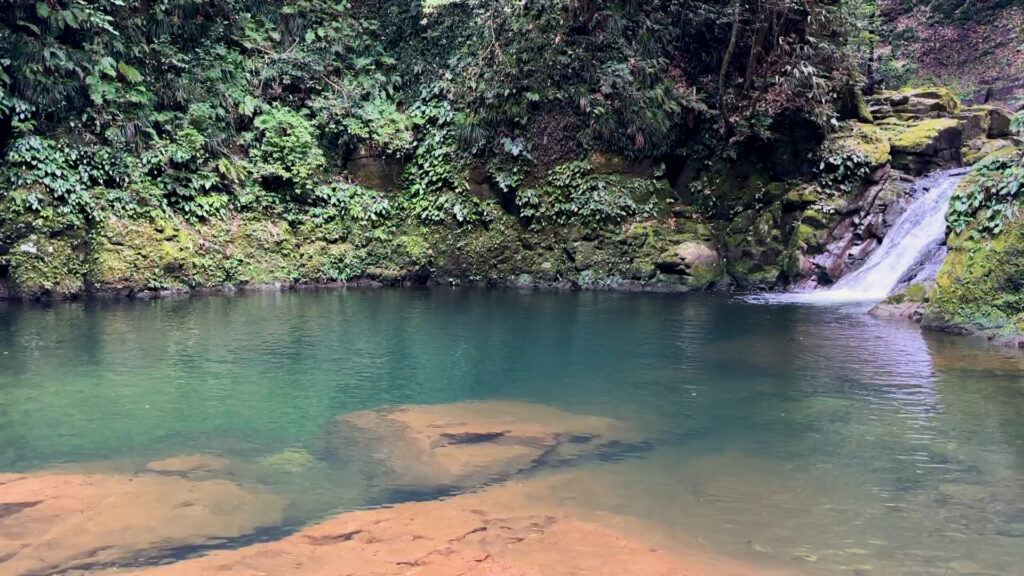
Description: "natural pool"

(1, 289), (1022, 575)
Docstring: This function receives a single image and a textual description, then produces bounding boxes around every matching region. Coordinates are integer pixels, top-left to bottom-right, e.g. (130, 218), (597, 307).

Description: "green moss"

(7, 234), (90, 298)
(889, 118), (961, 153)
(885, 283), (929, 304)
(831, 122), (891, 168)
(904, 87), (962, 115)
(930, 220), (1024, 334)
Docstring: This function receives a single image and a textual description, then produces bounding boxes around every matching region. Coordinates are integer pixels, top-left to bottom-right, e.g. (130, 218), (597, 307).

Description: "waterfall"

(750, 168), (969, 305)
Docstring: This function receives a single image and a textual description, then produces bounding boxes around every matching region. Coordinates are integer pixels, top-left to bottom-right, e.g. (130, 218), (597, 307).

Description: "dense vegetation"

(0, 1), (873, 271)
(0, 0), (1021, 338)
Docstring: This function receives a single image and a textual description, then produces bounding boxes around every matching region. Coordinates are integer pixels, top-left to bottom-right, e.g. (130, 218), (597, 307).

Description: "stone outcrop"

(885, 118), (963, 175)
(656, 241), (724, 288)
(111, 474), (787, 576)
(795, 175), (911, 289)
(320, 401), (643, 493)
(869, 282), (935, 322)
(0, 472), (285, 576)
(770, 88), (1017, 290)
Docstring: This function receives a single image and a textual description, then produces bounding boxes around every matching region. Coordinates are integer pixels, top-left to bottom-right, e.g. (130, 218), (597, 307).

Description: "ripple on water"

(0, 290), (1022, 575)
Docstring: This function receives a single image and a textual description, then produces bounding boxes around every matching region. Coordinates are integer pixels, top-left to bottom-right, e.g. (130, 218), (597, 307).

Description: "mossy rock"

(956, 108), (992, 141)
(962, 138), (1015, 165)
(902, 87), (962, 115)
(7, 234), (90, 298)
(889, 118), (962, 154)
(928, 219), (1024, 336)
(830, 122), (891, 170)
(884, 283), (931, 305)
(869, 87), (962, 121)
(782, 184), (824, 209)
(93, 219), (199, 291)
(655, 240), (724, 289)
(985, 107), (1013, 138)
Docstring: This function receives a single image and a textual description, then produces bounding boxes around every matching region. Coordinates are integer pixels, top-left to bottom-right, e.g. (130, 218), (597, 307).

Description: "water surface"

(1, 290), (1022, 574)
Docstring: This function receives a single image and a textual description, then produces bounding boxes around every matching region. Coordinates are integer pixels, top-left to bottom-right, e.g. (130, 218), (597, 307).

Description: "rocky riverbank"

(0, 86), (1019, 345)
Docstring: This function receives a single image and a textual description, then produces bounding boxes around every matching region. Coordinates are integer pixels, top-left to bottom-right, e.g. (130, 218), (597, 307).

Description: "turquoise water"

(1, 289), (1023, 574)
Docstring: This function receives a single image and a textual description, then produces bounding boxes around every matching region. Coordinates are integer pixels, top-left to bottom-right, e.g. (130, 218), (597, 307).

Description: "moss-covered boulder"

(830, 121), (892, 172)
(925, 147), (1024, 344)
(868, 87), (962, 120)
(655, 240), (724, 289)
(888, 118), (963, 175)
(962, 138), (1015, 165)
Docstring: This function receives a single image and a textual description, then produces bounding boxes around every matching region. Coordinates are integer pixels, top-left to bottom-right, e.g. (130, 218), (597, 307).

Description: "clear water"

(1, 290), (1023, 575)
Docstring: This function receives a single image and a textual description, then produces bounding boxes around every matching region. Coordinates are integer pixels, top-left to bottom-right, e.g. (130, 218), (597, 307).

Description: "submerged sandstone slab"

(113, 475), (786, 576)
(320, 400), (645, 493)
(0, 472), (285, 575)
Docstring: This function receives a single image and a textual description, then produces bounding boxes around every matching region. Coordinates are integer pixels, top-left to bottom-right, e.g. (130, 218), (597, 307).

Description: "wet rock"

(0, 472), (285, 575)
(116, 478), (783, 576)
(262, 448), (316, 472)
(320, 401), (642, 492)
(870, 282), (935, 323)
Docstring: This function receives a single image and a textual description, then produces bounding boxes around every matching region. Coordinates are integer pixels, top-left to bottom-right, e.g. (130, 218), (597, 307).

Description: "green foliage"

(516, 161), (657, 227)
(403, 97), (484, 224)
(0, 0), (882, 294)
(251, 106), (326, 192)
(817, 151), (870, 195)
(0, 136), (113, 227)
(948, 148), (1023, 237)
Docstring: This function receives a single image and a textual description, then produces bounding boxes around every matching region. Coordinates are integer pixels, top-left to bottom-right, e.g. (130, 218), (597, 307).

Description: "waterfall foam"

(748, 168), (969, 305)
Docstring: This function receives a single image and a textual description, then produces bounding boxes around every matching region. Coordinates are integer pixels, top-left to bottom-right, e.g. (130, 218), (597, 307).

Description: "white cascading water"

(751, 168), (969, 305)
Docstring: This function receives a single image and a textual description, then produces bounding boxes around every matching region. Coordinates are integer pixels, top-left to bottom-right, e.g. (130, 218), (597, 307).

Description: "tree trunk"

(719, 0), (743, 135)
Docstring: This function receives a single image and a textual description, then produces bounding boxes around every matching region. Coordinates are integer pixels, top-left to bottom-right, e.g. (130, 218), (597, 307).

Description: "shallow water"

(1, 289), (1023, 574)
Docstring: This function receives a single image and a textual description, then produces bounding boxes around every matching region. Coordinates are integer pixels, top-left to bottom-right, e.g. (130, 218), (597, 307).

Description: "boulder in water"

(320, 401), (643, 493)
(656, 241), (724, 288)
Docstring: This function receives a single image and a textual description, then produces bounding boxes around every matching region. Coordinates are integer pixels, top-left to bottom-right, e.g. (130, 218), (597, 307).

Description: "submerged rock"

(145, 453), (233, 474)
(115, 475), (784, 576)
(320, 400), (643, 493)
(0, 472), (285, 575)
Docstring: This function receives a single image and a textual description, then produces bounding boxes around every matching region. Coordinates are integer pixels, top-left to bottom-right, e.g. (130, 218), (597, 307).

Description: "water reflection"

(0, 290), (1022, 575)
